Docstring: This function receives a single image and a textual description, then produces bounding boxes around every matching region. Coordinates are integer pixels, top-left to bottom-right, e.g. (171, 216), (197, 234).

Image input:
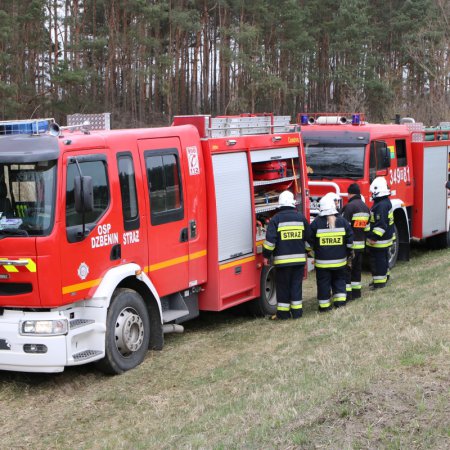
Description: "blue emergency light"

(352, 114), (360, 125)
(300, 114), (309, 125)
(0, 119), (50, 136)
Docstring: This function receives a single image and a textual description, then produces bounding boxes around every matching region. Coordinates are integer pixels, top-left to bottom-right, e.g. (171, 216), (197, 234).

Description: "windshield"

(0, 161), (57, 237)
(305, 144), (366, 179)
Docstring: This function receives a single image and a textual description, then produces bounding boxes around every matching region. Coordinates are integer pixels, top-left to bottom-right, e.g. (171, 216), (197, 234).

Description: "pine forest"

(0, 0), (449, 127)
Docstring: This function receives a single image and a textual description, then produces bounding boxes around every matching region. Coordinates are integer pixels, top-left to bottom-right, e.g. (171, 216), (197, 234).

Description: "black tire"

(96, 288), (150, 375)
(388, 224), (399, 269)
(247, 265), (277, 316)
(426, 228), (450, 250)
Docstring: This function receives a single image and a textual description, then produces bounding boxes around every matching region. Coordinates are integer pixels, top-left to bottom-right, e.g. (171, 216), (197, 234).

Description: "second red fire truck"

(298, 113), (450, 267)
(0, 114), (308, 374)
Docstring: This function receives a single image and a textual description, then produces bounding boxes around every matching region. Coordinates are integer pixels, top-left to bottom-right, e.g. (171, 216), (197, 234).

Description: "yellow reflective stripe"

(263, 242), (275, 251)
(0, 258), (36, 272)
(316, 231), (345, 237)
(277, 306), (290, 311)
(273, 257), (306, 265)
(62, 278), (101, 295)
(146, 249), (207, 272)
(315, 261), (346, 268)
(219, 255), (255, 270)
(291, 304), (303, 310)
(24, 258), (37, 272)
(319, 301), (331, 308)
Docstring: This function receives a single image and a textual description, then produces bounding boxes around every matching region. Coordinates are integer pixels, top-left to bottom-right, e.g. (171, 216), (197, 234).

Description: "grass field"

(0, 245), (449, 449)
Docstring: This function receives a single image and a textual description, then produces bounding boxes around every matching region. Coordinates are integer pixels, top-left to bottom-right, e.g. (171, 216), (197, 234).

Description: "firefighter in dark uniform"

(263, 190), (311, 319)
(341, 183), (370, 299)
(366, 177), (394, 289)
(309, 195), (353, 311)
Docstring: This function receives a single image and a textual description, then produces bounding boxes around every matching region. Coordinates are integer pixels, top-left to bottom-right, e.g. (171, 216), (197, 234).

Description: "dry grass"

(0, 244), (449, 449)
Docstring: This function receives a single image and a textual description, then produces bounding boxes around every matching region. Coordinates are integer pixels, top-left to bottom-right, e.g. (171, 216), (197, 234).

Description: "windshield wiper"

(0, 228), (29, 237)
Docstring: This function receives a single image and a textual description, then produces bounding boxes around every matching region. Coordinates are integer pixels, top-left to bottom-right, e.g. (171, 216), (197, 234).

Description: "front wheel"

(247, 265), (277, 316)
(96, 288), (150, 375)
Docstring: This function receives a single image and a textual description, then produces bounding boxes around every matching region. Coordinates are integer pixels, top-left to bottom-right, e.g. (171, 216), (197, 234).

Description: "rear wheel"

(96, 288), (150, 375)
(388, 224), (399, 269)
(426, 228), (450, 250)
(247, 265), (277, 316)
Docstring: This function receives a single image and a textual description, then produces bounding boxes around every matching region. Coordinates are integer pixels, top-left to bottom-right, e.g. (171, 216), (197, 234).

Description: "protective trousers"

(275, 265), (304, 319)
(316, 267), (347, 310)
(346, 251), (363, 299)
(369, 247), (389, 288)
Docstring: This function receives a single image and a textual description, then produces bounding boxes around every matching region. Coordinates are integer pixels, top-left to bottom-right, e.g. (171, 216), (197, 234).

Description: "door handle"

(190, 220), (197, 239)
(180, 227), (188, 242)
(110, 244), (121, 261)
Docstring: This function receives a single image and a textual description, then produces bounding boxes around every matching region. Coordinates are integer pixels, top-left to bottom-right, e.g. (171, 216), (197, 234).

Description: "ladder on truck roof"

(172, 114), (294, 138)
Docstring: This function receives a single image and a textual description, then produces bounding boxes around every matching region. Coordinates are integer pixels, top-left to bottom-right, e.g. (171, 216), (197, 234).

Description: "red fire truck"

(298, 113), (450, 267)
(0, 114), (308, 373)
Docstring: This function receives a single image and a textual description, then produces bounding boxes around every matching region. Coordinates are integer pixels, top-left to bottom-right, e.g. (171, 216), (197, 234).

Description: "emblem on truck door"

(77, 262), (89, 280)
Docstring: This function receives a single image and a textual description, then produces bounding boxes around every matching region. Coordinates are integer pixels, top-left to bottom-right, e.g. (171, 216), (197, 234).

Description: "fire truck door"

(61, 152), (122, 303)
(138, 138), (189, 297)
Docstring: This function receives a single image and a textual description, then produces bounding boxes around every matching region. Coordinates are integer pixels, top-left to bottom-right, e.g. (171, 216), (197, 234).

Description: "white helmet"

(278, 190), (296, 208)
(370, 177), (390, 198)
(322, 192), (340, 203)
(319, 195), (337, 216)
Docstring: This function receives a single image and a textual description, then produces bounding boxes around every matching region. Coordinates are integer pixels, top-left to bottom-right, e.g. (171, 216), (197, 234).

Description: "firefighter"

(341, 183), (370, 300)
(309, 195), (353, 311)
(263, 190), (311, 319)
(366, 177), (394, 289)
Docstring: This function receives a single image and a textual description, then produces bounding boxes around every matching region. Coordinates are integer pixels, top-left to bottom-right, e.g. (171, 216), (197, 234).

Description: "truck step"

(72, 350), (102, 361)
(70, 319), (95, 330)
(162, 309), (190, 323)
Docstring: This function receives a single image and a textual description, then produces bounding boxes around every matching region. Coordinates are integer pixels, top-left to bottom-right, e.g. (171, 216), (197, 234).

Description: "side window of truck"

(66, 157), (109, 240)
(396, 139), (407, 167)
(369, 141), (389, 181)
(145, 150), (184, 225)
(117, 152), (139, 231)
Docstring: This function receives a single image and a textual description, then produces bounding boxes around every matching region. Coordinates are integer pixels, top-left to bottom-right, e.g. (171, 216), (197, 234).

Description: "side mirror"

(383, 148), (391, 168)
(74, 176), (94, 213)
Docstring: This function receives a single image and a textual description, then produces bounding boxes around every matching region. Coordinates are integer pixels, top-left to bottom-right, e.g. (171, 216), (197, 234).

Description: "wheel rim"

(114, 307), (145, 357)
(263, 266), (277, 307)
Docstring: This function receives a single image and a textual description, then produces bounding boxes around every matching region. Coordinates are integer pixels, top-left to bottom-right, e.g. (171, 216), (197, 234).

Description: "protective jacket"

(341, 195), (370, 251)
(366, 196), (394, 248)
(309, 215), (353, 269)
(263, 207), (311, 266)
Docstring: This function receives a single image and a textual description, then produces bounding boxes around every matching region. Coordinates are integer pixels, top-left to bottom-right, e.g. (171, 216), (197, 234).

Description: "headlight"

(20, 319), (68, 336)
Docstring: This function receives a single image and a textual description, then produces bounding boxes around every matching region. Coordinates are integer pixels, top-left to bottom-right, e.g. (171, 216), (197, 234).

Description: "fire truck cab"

(0, 115), (308, 374)
(299, 113), (450, 267)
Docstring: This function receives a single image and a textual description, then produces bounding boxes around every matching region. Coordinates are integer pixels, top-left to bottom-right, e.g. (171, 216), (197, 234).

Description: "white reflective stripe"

(333, 293), (346, 298)
(317, 227), (346, 235)
(352, 240), (365, 247)
(319, 299), (331, 305)
(315, 258), (347, 265)
(274, 254), (306, 261)
(367, 238), (392, 245)
(352, 213), (369, 219)
(373, 227), (385, 235)
(277, 302), (290, 308)
(278, 221), (304, 227)
(373, 275), (387, 280)
(346, 243), (353, 248)
(290, 300), (302, 306)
